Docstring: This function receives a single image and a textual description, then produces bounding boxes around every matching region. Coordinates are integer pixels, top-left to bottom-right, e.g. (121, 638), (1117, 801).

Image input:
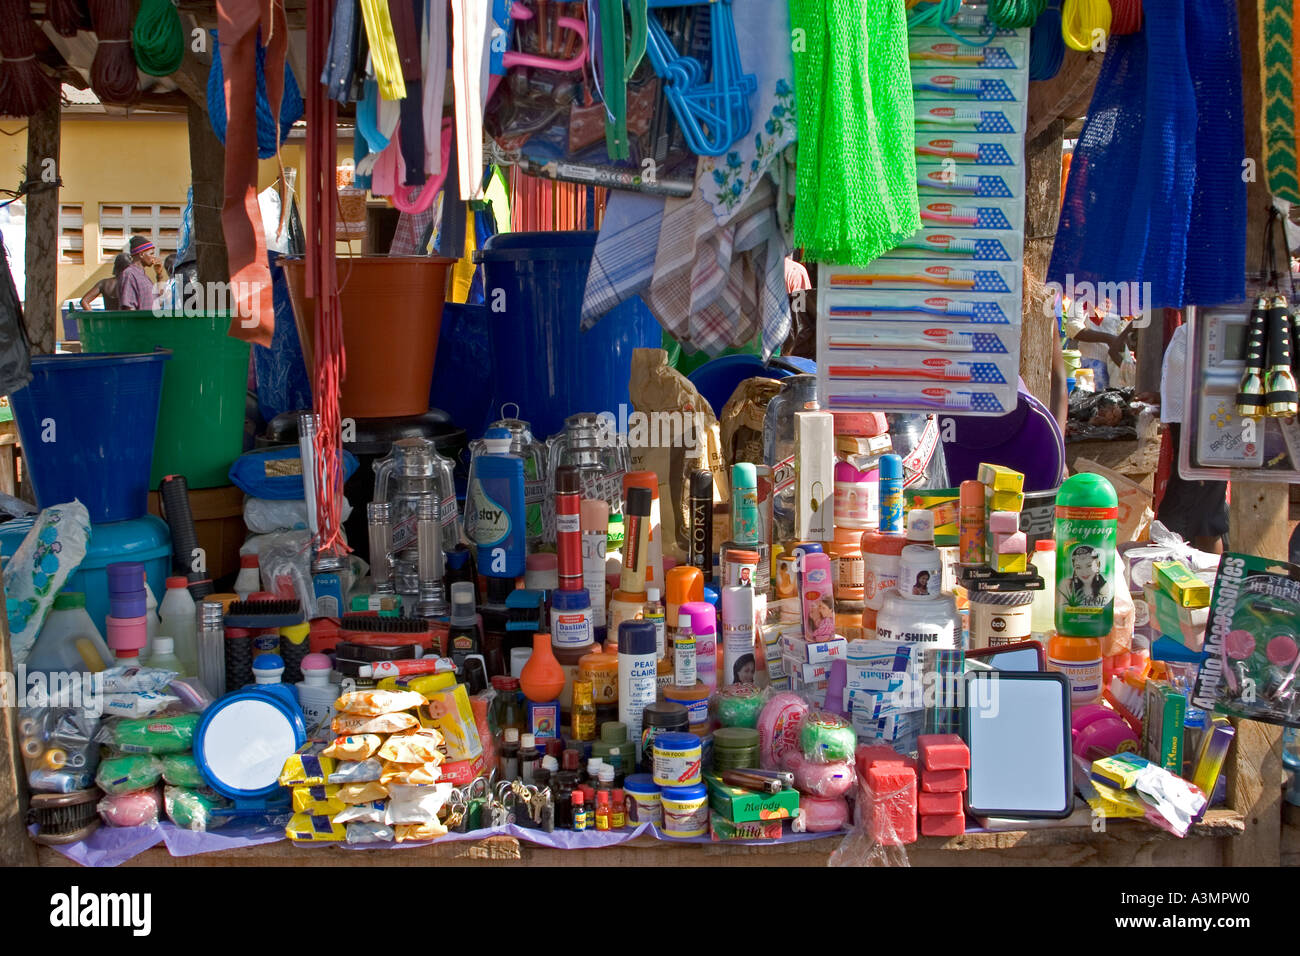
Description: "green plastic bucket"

(79, 312), (250, 488)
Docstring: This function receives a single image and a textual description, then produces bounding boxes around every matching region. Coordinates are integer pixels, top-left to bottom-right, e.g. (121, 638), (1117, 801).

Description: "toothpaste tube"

(358, 657), (456, 679)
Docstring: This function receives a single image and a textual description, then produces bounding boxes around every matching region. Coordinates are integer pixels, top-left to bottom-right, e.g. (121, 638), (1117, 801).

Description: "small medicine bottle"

(595, 790), (611, 831)
(571, 791), (588, 831)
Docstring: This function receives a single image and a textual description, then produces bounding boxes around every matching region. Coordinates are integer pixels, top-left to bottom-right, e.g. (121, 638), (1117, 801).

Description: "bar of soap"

(918, 790), (963, 815)
(977, 463), (1024, 493)
(920, 811), (966, 837)
(855, 744), (918, 779)
(920, 767), (967, 792)
(993, 530), (1027, 555)
(919, 733), (970, 771)
(987, 490), (1025, 513)
(987, 510), (1021, 535)
(866, 763), (918, 845)
(994, 553), (1028, 573)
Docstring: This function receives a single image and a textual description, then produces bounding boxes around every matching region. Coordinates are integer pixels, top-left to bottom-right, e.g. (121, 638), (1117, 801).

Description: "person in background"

(118, 235), (164, 310)
(1065, 297), (1133, 390)
(78, 250), (131, 311)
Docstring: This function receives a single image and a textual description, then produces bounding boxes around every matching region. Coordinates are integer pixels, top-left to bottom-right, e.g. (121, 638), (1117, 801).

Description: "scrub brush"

(28, 790), (101, 845)
(223, 598), (304, 628)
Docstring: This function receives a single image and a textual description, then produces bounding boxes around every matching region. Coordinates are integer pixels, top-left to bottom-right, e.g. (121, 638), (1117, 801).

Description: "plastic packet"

(334, 800), (387, 824)
(244, 495), (353, 534)
(18, 707), (101, 787)
(338, 781), (389, 804)
(279, 739), (335, 787)
(346, 822), (395, 844)
(332, 712), (420, 735)
(322, 734), (383, 761)
(96, 754), (164, 795)
(160, 753), (205, 789)
(757, 691), (812, 769)
(167, 677), (216, 714)
(286, 811), (346, 842)
(394, 820), (448, 842)
(384, 782), (452, 825)
(328, 757), (383, 784)
(377, 728), (445, 764)
(716, 683), (772, 729)
(28, 768), (95, 793)
(164, 786), (230, 831)
(249, 530), (316, 618)
(291, 785), (345, 815)
(829, 757), (916, 867)
(97, 787), (162, 827)
(99, 712), (200, 754)
(379, 762), (442, 786)
(798, 710), (857, 763)
(103, 692), (180, 719)
(781, 750), (857, 798)
(101, 666), (178, 695)
(335, 689), (426, 717)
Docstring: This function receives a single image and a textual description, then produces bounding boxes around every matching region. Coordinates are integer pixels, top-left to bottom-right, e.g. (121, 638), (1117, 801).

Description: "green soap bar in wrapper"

(110, 713), (200, 754)
(96, 754), (163, 795)
(164, 786), (230, 831)
(161, 753), (205, 788)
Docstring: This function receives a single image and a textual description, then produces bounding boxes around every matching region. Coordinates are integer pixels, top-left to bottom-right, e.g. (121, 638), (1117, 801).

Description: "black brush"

(224, 599), (304, 628)
(333, 641), (417, 662)
(338, 615), (430, 633)
(29, 789), (101, 845)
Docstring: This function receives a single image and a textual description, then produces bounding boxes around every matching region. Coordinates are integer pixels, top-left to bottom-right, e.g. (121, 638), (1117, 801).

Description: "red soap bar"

(866, 764), (918, 845)
(918, 733), (970, 771)
(920, 812), (966, 837)
(920, 767), (967, 793)
(855, 744), (918, 780)
(918, 790), (963, 815)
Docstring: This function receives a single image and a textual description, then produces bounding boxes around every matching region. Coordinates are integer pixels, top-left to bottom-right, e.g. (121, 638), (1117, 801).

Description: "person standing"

(118, 235), (164, 310)
(79, 250), (132, 311)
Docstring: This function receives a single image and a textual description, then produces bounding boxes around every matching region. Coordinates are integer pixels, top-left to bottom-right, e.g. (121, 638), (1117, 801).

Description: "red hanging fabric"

(217, 0), (285, 348)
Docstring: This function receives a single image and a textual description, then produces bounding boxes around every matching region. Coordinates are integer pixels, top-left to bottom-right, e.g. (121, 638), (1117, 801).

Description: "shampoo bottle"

(859, 454), (907, 638)
(1054, 473), (1119, 638)
(468, 427), (527, 580)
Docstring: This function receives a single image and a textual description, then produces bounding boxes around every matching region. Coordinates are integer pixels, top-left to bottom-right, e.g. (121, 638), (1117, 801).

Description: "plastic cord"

(1109, 0), (1141, 35)
(207, 28), (305, 159)
(0, 0), (60, 116)
(907, 0), (995, 47)
(1061, 0), (1110, 52)
(88, 0), (140, 104)
(1029, 1), (1064, 81)
(988, 0), (1047, 29)
(47, 0), (90, 37)
(132, 0), (185, 76)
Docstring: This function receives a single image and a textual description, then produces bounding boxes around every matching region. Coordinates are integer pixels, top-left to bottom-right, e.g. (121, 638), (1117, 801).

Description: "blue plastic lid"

(618, 620), (657, 656)
(194, 687), (306, 801)
(879, 454), (903, 481)
(445, 547), (470, 570)
(651, 732), (700, 753)
(551, 588), (590, 611)
(253, 653), (286, 670)
(623, 773), (661, 795)
(475, 230), (598, 262)
(660, 783), (708, 800)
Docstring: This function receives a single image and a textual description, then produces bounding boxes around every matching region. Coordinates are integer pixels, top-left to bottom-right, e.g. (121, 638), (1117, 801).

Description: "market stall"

(0, 0), (1296, 870)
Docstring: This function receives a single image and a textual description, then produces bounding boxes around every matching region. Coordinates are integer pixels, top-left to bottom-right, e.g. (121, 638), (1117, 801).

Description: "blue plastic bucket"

(687, 354), (797, 419)
(473, 231), (663, 440)
(9, 351), (171, 523)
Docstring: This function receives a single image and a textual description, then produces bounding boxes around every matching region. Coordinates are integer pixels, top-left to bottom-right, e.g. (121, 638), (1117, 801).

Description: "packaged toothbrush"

(823, 260), (1021, 296)
(916, 164), (1024, 203)
(910, 70), (1029, 104)
(824, 289), (1021, 327)
(825, 321), (1015, 356)
(1192, 553), (1300, 728)
(907, 36), (1029, 71)
(882, 228), (1023, 263)
(914, 133), (1024, 167)
(919, 197), (1022, 231)
(915, 104), (1021, 134)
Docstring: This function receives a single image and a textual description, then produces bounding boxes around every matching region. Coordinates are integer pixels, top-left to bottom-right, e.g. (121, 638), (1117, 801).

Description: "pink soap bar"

(920, 767), (967, 792)
(866, 764), (918, 845)
(993, 530), (1027, 555)
(855, 744), (918, 780)
(920, 811), (966, 837)
(918, 734), (970, 771)
(987, 510), (1020, 534)
(801, 795), (850, 832)
(918, 790), (963, 815)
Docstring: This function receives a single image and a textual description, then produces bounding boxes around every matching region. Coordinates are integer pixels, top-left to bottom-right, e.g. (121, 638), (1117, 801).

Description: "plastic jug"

(467, 413), (548, 548)
(23, 593), (113, 674)
(372, 437), (459, 598)
(159, 577), (198, 677)
(146, 636), (183, 673)
(546, 412), (630, 520)
(465, 428), (527, 580)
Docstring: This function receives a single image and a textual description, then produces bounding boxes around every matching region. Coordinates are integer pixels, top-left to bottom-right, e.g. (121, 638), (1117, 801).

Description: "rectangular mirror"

(966, 639), (1045, 672)
(963, 671), (1072, 818)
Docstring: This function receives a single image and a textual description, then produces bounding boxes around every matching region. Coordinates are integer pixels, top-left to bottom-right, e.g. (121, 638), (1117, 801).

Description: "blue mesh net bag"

(1049, 0), (1244, 309)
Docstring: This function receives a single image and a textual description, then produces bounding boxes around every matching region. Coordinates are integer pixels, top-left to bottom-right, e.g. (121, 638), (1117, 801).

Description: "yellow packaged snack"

(377, 672), (457, 697)
(424, 684), (483, 761)
(331, 712), (420, 735)
(394, 820), (448, 842)
(337, 781), (389, 804)
(378, 728), (446, 765)
(279, 740), (336, 788)
(285, 811), (346, 842)
(380, 761), (442, 786)
(291, 785), (345, 815)
(334, 689), (426, 717)
(322, 734), (383, 761)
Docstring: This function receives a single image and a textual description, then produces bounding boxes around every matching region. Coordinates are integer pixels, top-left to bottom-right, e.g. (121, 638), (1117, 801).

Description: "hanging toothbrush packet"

(1192, 554), (1300, 728)
(910, 70), (1028, 105)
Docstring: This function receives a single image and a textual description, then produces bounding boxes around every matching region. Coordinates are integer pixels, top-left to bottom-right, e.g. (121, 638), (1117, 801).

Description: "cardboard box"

(710, 816), (785, 841)
(439, 751), (488, 787)
(780, 635), (849, 665)
(1153, 560), (1211, 609)
(706, 773), (801, 822)
(1142, 681), (1186, 773)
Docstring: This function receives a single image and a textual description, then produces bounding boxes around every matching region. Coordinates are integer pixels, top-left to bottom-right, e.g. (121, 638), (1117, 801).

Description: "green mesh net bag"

(789, 0), (920, 264)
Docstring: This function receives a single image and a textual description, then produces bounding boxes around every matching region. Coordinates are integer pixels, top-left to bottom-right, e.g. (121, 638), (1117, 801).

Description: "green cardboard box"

(705, 773), (801, 823)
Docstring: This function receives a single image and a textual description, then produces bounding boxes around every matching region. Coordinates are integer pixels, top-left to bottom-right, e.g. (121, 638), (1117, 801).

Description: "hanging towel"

(1261, 0), (1300, 203)
(788, 0), (918, 264)
(581, 190), (665, 324)
(450, 0), (491, 199)
(1049, 0), (1245, 309)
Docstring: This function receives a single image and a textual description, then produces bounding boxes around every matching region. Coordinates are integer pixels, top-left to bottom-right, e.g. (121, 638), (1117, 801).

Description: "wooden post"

(0, 564), (37, 866)
(22, 102), (59, 355)
(1022, 118), (1066, 407)
(187, 100), (230, 289)
(1223, 0), (1284, 867)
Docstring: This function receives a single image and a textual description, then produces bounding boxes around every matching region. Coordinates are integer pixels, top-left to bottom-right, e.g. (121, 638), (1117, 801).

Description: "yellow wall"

(0, 113), (352, 304)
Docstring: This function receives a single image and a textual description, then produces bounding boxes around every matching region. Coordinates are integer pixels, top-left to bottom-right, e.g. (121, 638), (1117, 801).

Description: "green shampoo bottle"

(1054, 473), (1119, 638)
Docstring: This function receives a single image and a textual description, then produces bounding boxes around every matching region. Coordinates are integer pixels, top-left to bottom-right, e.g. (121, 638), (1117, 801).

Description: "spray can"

(1054, 473), (1119, 638)
(859, 454), (907, 638)
(617, 621), (659, 762)
(688, 469), (714, 583)
(555, 466), (584, 591)
(581, 499), (610, 641)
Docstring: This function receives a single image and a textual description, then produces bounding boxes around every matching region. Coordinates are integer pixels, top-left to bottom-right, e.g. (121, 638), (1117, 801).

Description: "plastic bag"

(101, 666), (178, 695)
(97, 787), (162, 827)
(346, 822), (395, 844)
(244, 495), (353, 534)
(334, 800), (387, 824)
(228, 446), (359, 500)
(797, 710), (856, 763)
(103, 692), (180, 719)
(338, 781), (389, 804)
(328, 757), (383, 784)
(164, 786), (230, 831)
(781, 750), (856, 798)
(96, 754), (164, 795)
(829, 755), (916, 867)
(379, 762), (442, 786)
(377, 728), (445, 764)
(332, 712), (420, 735)
(395, 820), (448, 842)
(384, 782), (452, 825)
(18, 707), (101, 790)
(335, 689), (426, 717)
(244, 530), (314, 614)
(160, 753), (206, 789)
(5, 501), (91, 665)
(100, 713), (200, 754)
(322, 734), (383, 761)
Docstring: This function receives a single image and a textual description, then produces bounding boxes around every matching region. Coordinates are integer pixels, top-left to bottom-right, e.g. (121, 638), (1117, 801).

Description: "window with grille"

(58, 204), (83, 264)
(98, 203), (183, 262)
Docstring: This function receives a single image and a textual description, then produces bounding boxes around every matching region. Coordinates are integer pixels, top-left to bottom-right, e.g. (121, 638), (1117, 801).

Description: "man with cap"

(118, 235), (165, 310)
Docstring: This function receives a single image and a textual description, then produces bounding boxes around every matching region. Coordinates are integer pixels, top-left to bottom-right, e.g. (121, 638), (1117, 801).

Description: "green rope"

(790, 0), (919, 264)
(988, 0), (1048, 29)
(132, 0), (185, 77)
